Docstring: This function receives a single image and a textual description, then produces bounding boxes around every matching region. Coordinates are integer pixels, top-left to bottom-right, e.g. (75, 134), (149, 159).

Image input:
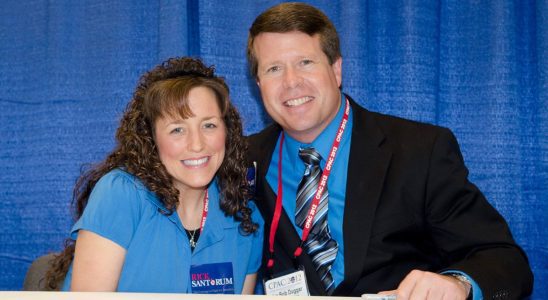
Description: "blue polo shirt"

(266, 95), (352, 288)
(62, 169), (263, 293)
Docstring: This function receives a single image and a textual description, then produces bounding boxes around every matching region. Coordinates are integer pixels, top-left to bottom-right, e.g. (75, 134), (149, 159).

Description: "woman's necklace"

(182, 190), (208, 251)
(186, 228), (200, 249)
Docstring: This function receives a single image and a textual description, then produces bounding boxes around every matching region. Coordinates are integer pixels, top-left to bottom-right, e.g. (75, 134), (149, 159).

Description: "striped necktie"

(295, 147), (338, 294)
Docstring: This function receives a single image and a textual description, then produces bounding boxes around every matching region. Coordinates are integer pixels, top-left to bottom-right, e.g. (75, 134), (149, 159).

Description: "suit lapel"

(255, 100), (393, 295)
(336, 99), (392, 294)
(254, 125), (327, 295)
(253, 125), (302, 259)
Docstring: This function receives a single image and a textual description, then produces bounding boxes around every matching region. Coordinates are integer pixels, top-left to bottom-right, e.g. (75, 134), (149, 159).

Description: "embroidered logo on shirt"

(190, 262), (234, 294)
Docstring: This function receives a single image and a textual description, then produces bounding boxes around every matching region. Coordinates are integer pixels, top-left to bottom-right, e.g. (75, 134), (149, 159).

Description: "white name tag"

(264, 269), (310, 296)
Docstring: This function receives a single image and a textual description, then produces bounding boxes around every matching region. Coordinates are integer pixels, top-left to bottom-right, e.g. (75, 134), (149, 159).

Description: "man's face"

(253, 31), (342, 143)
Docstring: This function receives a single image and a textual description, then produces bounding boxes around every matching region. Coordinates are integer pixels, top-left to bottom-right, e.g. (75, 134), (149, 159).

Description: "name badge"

(190, 262), (234, 294)
(264, 269), (310, 296)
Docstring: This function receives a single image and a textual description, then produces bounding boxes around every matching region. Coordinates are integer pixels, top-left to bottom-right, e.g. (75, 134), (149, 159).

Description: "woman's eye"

(204, 123), (217, 129)
(170, 127), (184, 134)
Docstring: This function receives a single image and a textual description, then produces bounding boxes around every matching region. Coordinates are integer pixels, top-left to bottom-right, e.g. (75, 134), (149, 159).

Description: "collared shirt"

(265, 95), (483, 298)
(266, 94), (353, 287)
(62, 169), (263, 293)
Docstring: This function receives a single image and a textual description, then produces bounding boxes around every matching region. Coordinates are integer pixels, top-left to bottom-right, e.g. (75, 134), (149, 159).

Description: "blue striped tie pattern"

(295, 147), (338, 294)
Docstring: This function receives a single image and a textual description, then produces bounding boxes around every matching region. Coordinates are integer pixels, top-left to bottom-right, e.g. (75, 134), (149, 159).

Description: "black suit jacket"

(247, 97), (533, 299)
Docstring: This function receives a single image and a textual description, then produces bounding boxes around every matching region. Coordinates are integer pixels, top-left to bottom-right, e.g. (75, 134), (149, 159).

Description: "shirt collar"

(146, 178), (235, 228)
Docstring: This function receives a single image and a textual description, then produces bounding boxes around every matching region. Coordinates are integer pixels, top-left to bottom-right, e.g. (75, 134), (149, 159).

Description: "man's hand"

(378, 269), (471, 300)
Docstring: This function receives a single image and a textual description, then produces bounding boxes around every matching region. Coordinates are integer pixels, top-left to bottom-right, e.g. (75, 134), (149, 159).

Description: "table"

(0, 292), (361, 300)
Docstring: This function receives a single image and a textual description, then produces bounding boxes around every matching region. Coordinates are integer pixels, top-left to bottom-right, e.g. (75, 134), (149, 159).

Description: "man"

(246, 2), (533, 300)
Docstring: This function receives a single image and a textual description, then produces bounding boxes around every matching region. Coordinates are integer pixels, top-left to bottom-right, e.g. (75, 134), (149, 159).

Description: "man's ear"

(332, 57), (342, 88)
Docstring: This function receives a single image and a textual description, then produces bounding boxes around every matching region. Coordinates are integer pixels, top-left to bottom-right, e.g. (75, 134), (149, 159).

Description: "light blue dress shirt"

(266, 95), (353, 288)
(265, 95), (482, 299)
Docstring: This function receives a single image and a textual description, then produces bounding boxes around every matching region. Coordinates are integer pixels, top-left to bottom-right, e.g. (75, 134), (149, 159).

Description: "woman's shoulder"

(88, 168), (156, 207)
(98, 168), (170, 212)
(96, 168), (148, 192)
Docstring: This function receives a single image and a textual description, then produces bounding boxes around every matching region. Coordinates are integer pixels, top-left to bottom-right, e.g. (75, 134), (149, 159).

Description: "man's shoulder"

(354, 103), (450, 139)
(371, 110), (444, 132)
(246, 123), (281, 161)
(248, 123), (281, 142)
(349, 101), (455, 152)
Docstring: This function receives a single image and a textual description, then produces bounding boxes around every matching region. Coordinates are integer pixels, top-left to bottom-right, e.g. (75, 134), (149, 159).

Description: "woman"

(45, 57), (263, 294)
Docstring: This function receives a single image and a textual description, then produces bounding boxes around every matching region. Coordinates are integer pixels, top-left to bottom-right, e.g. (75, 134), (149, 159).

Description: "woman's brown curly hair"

(44, 57), (257, 289)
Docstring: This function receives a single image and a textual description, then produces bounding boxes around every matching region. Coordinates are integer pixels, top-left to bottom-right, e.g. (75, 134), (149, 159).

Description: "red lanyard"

(267, 99), (350, 269)
(200, 190), (209, 233)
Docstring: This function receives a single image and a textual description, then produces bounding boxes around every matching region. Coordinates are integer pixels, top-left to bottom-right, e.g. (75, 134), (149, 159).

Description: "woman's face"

(154, 86), (226, 194)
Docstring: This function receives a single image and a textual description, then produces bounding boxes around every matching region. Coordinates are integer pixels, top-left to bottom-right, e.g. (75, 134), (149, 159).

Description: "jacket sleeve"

(425, 128), (533, 299)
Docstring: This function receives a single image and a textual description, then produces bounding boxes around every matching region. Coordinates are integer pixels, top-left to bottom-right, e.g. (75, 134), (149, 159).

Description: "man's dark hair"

(247, 2), (341, 78)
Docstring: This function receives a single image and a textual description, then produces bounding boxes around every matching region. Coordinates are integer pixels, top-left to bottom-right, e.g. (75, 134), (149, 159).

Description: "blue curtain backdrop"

(0, 0), (546, 297)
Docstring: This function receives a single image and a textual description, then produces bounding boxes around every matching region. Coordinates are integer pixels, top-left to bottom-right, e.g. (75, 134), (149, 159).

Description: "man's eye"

(301, 59), (313, 65)
(267, 66), (280, 73)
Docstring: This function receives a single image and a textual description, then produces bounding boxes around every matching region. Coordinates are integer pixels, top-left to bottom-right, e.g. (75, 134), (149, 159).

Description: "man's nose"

(282, 67), (303, 88)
